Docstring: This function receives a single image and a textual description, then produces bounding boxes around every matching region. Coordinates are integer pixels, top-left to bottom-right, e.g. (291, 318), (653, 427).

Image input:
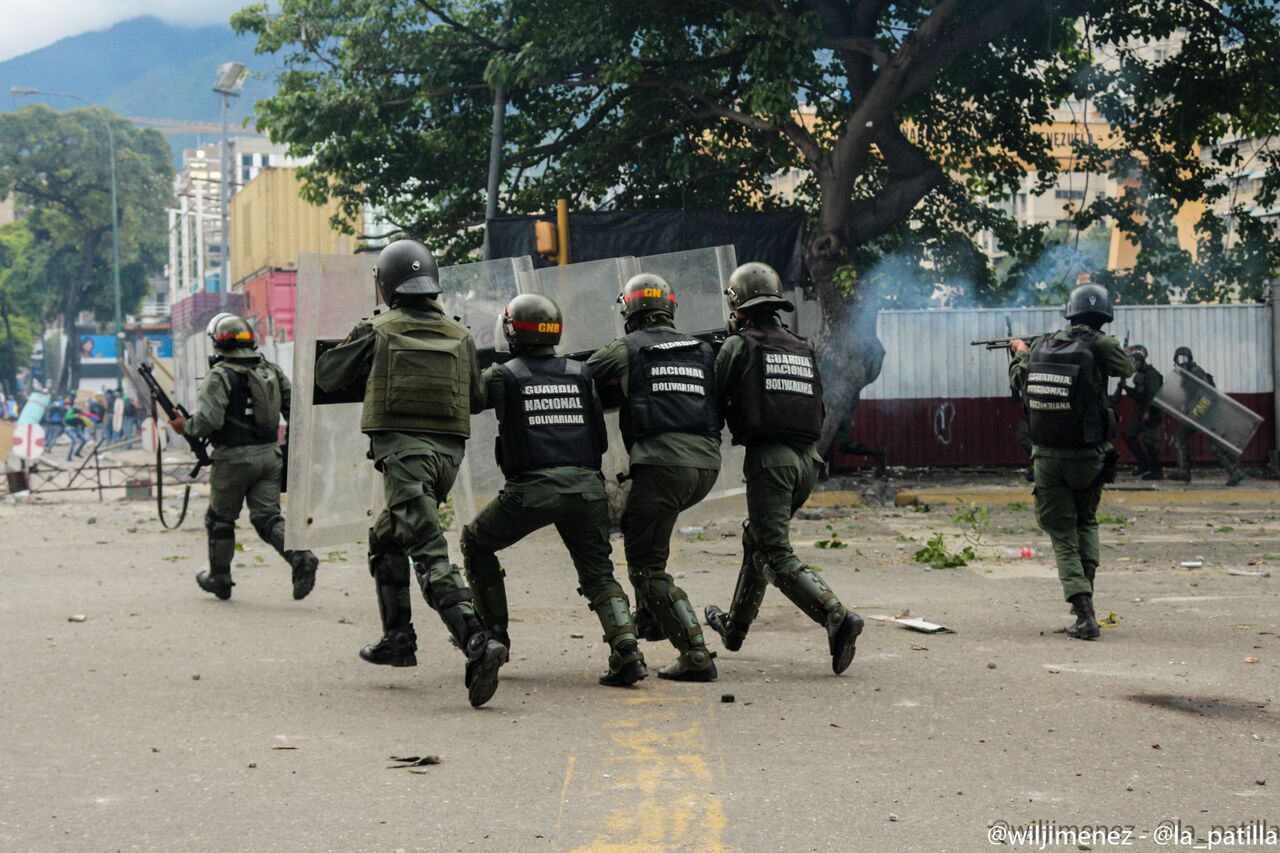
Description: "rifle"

(969, 332), (1051, 351)
(138, 362), (212, 478)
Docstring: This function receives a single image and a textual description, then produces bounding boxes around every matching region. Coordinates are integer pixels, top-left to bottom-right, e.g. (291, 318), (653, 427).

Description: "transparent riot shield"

(634, 245), (735, 336)
(635, 246), (745, 500)
(441, 257), (530, 525)
(1152, 366), (1263, 456)
(516, 258), (635, 355)
(285, 253), (381, 550)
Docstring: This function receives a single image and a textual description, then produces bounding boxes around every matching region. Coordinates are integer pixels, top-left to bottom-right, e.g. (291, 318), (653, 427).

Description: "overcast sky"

(0, 0), (247, 62)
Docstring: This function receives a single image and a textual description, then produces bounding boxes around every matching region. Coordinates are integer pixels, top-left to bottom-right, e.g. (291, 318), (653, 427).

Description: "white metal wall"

(862, 304), (1273, 400)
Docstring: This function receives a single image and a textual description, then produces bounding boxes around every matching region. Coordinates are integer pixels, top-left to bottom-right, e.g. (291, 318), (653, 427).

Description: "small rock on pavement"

(888, 813), (899, 822)
(987, 662), (997, 669)
(191, 674), (201, 681)
(721, 693), (735, 703)
(248, 762), (257, 768)
(67, 615), (87, 623)
(570, 632), (584, 639)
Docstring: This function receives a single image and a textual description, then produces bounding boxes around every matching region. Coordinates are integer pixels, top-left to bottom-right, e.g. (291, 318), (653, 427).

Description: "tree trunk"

(56, 246), (92, 396)
(807, 226), (886, 458)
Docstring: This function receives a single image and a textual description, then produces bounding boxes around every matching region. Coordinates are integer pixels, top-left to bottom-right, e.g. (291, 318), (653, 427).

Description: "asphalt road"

(2, 477), (1277, 852)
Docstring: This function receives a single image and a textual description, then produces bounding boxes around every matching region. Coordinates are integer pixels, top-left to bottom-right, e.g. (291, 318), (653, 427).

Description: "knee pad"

(204, 509), (235, 540)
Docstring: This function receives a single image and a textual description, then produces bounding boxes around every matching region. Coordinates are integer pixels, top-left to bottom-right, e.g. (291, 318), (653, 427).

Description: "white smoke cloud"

(0, 1), (249, 62)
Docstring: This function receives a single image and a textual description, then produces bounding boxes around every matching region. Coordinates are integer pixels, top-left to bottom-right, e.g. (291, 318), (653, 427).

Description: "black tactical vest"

(621, 328), (722, 449)
(726, 326), (824, 445)
(497, 356), (606, 476)
(211, 361), (280, 448)
(1026, 331), (1115, 449)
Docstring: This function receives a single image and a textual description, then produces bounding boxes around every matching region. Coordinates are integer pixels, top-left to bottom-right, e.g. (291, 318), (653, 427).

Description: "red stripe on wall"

(832, 393), (1275, 470)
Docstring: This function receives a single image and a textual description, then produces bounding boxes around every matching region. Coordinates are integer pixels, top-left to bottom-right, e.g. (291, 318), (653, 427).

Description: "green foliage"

(815, 524), (847, 550)
(0, 104), (172, 391)
(236, 0), (1280, 308)
(914, 533), (975, 570)
(438, 497), (455, 533)
(951, 502), (989, 545)
(1096, 512), (1128, 526)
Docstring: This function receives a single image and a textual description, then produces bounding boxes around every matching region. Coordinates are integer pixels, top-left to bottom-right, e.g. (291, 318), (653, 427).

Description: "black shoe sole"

(1065, 630), (1100, 641)
(359, 648), (418, 667)
(292, 572), (316, 601)
(704, 605), (744, 652)
(657, 661), (718, 682)
(467, 640), (508, 708)
(599, 660), (648, 687)
(831, 612), (865, 675)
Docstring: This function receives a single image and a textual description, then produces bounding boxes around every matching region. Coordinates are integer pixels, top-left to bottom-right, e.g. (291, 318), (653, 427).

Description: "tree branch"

(414, 0), (510, 52)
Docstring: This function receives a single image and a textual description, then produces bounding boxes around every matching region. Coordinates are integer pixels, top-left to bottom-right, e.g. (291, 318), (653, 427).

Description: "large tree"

(236, 0), (1280, 446)
(0, 105), (172, 393)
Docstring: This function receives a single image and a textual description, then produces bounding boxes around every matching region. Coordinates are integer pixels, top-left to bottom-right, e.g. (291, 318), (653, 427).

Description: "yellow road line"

(555, 755), (576, 837)
(568, 694), (727, 852)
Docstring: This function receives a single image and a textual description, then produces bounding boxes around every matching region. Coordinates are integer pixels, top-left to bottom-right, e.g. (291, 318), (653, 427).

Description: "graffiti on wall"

(931, 401), (957, 445)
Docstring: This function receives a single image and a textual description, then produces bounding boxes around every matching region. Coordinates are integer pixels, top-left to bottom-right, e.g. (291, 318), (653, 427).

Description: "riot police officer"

(170, 314), (319, 601)
(461, 294), (648, 688)
(1116, 345), (1164, 479)
(1169, 346), (1246, 486)
(1009, 284), (1134, 639)
(703, 262), (864, 674)
(586, 273), (721, 682)
(314, 239), (505, 708)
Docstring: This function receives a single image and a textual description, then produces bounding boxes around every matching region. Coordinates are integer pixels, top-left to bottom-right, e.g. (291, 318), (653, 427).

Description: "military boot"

(361, 580), (417, 667)
(1066, 593), (1100, 640)
(201, 510), (236, 600)
(464, 631), (509, 708)
(704, 605), (747, 652)
(706, 523), (767, 652)
(1170, 444), (1192, 482)
(592, 590), (648, 687)
(656, 592), (717, 683)
(1141, 438), (1163, 480)
(288, 550), (319, 600)
(1124, 435), (1148, 477)
(196, 570), (234, 601)
(467, 570), (512, 652)
(1225, 468), (1246, 487)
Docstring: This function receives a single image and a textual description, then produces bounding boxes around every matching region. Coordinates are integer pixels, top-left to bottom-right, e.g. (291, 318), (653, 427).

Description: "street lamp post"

(11, 86), (124, 391)
(212, 63), (248, 307)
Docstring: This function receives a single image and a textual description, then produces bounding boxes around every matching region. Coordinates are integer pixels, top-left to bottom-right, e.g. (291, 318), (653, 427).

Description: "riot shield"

(516, 258), (635, 355)
(440, 258), (530, 526)
(1152, 366), (1263, 456)
(634, 245), (736, 336)
(285, 253), (381, 550)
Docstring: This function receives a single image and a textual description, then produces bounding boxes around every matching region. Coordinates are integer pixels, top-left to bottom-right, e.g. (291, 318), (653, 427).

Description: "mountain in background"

(0, 16), (277, 164)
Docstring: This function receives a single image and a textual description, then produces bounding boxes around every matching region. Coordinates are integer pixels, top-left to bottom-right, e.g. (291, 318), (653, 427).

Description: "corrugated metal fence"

(825, 303), (1276, 468)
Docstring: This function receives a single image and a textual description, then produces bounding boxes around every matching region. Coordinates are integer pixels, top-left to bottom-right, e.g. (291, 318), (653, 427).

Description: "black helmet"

(374, 239), (440, 304)
(1064, 283), (1113, 325)
(1126, 345), (1148, 364)
(503, 294), (563, 348)
(725, 262), (794, 312)
(1174, 346), (1194, 368)
(208, 314), (257, 357)
(618, 273), (677, 319)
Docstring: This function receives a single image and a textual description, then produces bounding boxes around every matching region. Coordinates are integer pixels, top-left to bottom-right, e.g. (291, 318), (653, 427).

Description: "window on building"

(1055, 189), (1086, 200)
(242, 154), (253, 166)
(243, 168), (251, 182)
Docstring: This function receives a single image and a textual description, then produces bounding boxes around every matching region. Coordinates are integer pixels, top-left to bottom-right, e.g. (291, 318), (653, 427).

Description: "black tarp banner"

(486, 209), (806, 283)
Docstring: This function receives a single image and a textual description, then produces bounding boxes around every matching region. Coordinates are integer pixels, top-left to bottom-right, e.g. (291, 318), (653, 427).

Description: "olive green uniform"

(315, 302), (484, 650)
(1010, 325), (1134, 600)
(715, 316), (847, 634)
(460, 355), (639, 671)
(1172, 363), (1241, 481)
(1120, 364), (1164, 474)
(184, 354), (312, 584)
(587, 318), (720, 672)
